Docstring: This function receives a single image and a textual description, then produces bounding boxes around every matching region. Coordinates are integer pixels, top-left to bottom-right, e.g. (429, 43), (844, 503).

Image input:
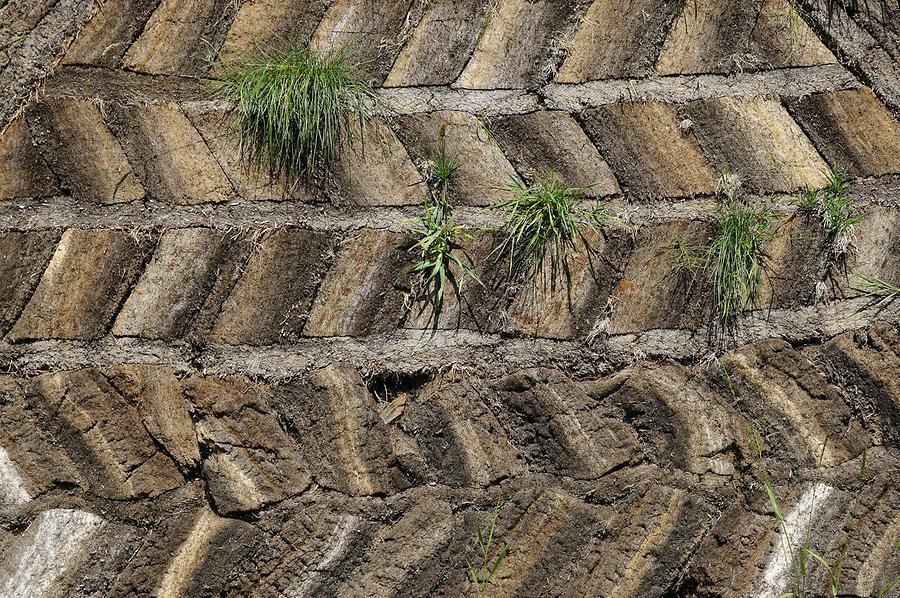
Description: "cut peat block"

(122, 0), (240, 77)
(607, 220), (712, 335)
(656, 0), (833, 75)
(786, 88), (900, 178)
(303, 228), (413, 337)
(581, 101), (718, 199)
(0, 117), (58, 199)
(27, 98), (145, 203)
(555, 0), (682, 82)
(8, 229), (156, 342)
(383, 0), (487, 87)
(106, 102), (235, 204)
(0, 231), (62, 336)
(210, 228), (335, 345)
(455, 0), (584, 89)
(112, 228), (237, 341)
(488, 111), (620, 196)
(62, 0), (162, 68)
(679, 95), (829, 193)
(394, 110), (520, 206)
(309, 0), (417, 84)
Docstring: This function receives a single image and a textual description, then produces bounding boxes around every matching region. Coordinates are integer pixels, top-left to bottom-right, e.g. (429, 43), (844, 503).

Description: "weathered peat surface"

(0, 0), (898, 596)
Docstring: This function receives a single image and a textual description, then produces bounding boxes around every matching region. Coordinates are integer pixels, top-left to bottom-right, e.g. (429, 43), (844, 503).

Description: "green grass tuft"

(708, 198), (773, 339)
(408, 140), (478, 330)
(213, 44), (379, 190)
(798, 169), (862, 253)
(491, 173), (611, 288)
(797, 188), (820, 213)
(821, 169), (862, 240)
(677, 179), (773, 344)
(673, 234), (705, 281)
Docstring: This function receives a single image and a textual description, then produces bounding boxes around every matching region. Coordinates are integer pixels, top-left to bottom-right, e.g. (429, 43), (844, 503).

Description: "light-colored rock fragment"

(756, 483), (835, 598)
(0, 509), (103, 598)
(0, 444), (30, 506)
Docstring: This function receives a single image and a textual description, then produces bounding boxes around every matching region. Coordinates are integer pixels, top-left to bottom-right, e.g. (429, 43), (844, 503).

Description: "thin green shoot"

(491, 173), (611, 289)
(212, 44), (380, 190)
(879, 576), (900, 598)
(858, 276), (900, 308)
(468, 499), (508, 597)
(408, 199), (480, 329)
(475, 117), (501, 146)
(883, 541), (900, 597)
(585, 201), (614, 228)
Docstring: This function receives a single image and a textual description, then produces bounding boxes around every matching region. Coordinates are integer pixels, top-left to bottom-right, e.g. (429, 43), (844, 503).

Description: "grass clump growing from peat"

(676, 175), (774, 344)
(491, 173), (611, 289)
(706, 198), (773, 338)
(798, 168), (862, 257)
(213, 45), (379, 190)
(426, 134), (461, 200)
